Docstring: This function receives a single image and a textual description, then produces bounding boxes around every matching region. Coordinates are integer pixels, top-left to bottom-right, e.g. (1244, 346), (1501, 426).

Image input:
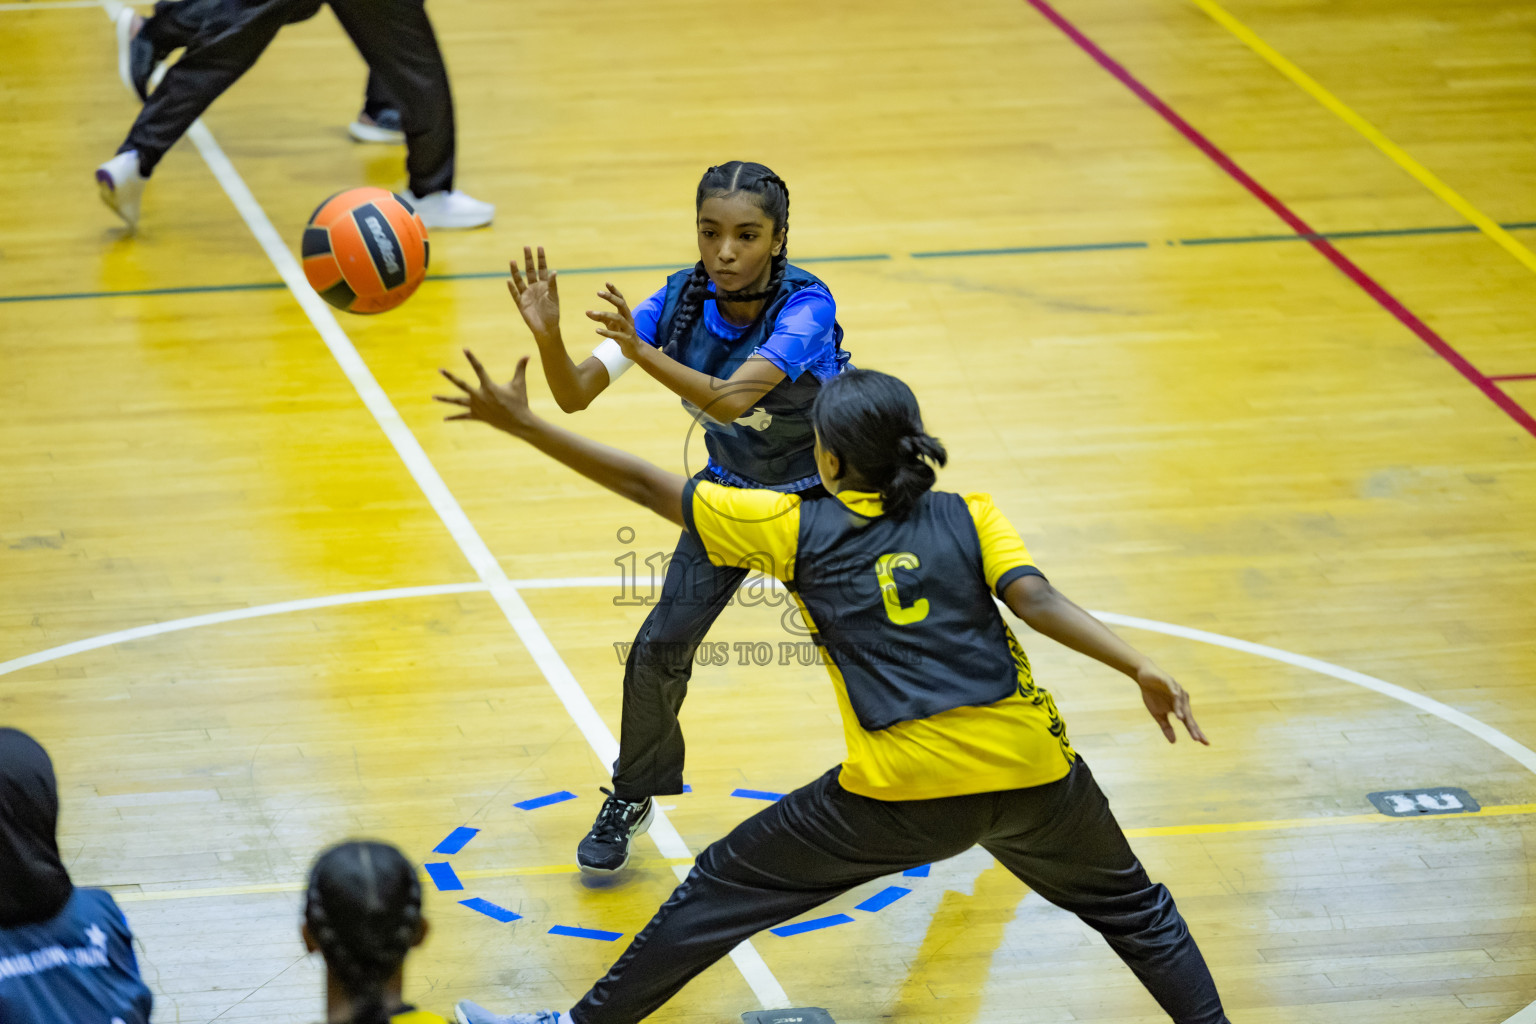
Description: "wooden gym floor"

(4, 0), (1536, 1020)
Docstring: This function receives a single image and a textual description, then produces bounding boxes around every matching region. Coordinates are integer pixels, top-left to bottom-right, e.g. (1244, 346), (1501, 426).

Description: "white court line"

(85, 0), (788, 1007)
(187, 107), (796, 1014)
(1092, 612), (1536, 776)
(0, 583), (490, 676)
(0, 0), (101, 11)
(11, 576), (1536, 784)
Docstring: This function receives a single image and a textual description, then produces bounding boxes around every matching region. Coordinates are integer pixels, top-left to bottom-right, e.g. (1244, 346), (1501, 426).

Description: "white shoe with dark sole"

(96, 150), (147, 230)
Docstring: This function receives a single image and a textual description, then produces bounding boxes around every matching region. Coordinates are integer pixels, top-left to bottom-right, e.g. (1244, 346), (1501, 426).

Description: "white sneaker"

(404, 189), (494, 230)
(96, 150), (147, 230)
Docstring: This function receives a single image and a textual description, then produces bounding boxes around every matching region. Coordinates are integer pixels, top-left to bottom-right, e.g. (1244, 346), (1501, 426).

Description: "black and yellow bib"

(790, 490), (1024, 731)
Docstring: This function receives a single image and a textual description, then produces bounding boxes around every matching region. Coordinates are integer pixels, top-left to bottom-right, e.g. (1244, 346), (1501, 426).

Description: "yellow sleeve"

(685, 480), (802, 580)
(965, 492), (1044, 597)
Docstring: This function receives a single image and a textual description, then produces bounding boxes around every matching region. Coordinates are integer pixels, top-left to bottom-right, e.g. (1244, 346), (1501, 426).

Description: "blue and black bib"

(654, 264), (845, 489)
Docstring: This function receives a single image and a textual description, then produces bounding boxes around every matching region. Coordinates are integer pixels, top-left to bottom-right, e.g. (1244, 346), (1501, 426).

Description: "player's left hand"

(587, 283), (643, 360)
(436, 350), (535, 436)
(1136, 663), (1210, 745)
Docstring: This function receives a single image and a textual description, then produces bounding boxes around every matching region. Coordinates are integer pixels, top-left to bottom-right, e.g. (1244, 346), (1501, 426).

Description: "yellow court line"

(1127, 802), (1536, 839)
(109, 858), (701, 903)
(106, 810), (1536, 903)
(1187, 0), (1536, 278)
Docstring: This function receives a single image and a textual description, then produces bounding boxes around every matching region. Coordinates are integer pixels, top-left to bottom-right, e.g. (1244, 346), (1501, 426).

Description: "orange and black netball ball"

(301, 187), (428, 314)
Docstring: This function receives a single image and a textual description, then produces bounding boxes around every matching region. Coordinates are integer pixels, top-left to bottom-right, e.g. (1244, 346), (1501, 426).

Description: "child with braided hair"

(504, 161), (852, 874)
(303, 841), (443, 1024)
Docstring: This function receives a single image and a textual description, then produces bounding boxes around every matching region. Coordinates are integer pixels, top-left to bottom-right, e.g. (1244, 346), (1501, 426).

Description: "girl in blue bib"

(506, 162), (850, 873)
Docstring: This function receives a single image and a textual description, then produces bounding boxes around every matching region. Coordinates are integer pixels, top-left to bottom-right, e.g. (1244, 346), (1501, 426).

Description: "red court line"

(1491, 373), (1536, 383)
(1021, 0), (1536, 439)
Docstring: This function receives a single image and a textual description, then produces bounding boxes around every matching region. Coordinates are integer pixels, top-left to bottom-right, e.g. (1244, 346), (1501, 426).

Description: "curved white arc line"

(11, 585), (1536, 1017)
(1089, 610), (1536, 776)
(11, 578), (1534, 782)
(0, 576), (672, 678)
(0, 583), (491, 678)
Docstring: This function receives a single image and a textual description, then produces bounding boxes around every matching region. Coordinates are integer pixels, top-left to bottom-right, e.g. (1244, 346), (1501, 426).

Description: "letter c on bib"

(875, 552), (929, 625)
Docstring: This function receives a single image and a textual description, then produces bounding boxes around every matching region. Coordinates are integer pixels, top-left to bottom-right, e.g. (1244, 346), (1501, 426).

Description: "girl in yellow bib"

(437, 355), (1227, 1024)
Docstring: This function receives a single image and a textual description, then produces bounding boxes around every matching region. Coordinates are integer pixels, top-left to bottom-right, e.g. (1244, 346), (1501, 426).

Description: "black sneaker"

(576, 788), (654, 875)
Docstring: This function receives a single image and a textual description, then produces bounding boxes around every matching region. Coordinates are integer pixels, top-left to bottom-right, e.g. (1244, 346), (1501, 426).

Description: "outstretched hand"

(1136, 664), (1209, 745)
(586, 282), (643, 360)
(507, 246), (561, 339)
(436, 350), (536, 436)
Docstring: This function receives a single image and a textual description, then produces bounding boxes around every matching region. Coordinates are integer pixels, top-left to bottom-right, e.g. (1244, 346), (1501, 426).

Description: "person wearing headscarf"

(0, 728), (154, 1024)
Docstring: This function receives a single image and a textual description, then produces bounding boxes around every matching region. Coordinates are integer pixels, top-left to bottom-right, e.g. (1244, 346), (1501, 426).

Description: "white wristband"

(591, 339), (635, 381)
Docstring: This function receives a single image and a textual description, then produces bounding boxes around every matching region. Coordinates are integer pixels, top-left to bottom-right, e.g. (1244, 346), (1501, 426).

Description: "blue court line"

(854, 886), (912, 913)
(770, 914), (855, 937)
(7, 222), (1531, 305)
(423, 862), (463, 891)
(681, 784), (692, 793)
(513, 790), (577, 811)
(432, 826), (479, 855)
(732, 788), (785, 801)
(902, 864), (930, 877)
(459, 898), (521, 923)
(549, 925), (623, 941)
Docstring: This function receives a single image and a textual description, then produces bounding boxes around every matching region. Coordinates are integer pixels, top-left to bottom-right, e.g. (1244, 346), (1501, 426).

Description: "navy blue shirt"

(0, 888), (153, 1024)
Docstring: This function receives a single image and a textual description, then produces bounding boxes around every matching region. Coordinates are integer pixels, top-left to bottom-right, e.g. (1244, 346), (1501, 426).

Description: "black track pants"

(571, 760), (1228, 1024)
(609, 475), (827, 801)
(138, 0), (393, 119)
(121, 0), (454, 195)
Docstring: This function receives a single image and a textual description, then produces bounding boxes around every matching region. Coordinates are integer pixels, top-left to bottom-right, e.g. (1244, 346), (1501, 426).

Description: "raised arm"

(508, 247), (611, 413)
(1003, 574), (1209, 745)
(587, 285), (785, 422)
(436, 350), (687, 526)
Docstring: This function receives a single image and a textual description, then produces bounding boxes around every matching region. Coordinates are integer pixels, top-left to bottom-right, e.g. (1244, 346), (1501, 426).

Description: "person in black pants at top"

(115, 0), (408, 143)
(436, 355), (1230, 1024)
(96, 0), (493, 232)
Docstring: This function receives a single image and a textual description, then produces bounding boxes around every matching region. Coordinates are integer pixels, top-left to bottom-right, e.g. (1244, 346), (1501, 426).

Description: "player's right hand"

(436, 351), (536, 437)
(508, 246), (561, 340)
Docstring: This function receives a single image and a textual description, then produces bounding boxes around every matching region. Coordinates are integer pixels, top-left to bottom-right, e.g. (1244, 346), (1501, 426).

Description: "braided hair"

(668, 161), (791, 348)
(305, 841), (423, 1024)
(811, 370), (948, 521)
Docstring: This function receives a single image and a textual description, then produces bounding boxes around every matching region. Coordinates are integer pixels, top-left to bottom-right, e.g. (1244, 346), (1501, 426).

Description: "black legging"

(120, 0), (454, 196)
(573, 760), (1228, 1024)
(610, 471), (828, 800)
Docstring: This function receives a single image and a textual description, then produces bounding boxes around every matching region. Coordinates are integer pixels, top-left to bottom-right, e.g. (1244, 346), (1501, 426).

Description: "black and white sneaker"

(114, 9), (161, 101)
(576, 788), (654, 875)
(348, 108), (406, 145)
